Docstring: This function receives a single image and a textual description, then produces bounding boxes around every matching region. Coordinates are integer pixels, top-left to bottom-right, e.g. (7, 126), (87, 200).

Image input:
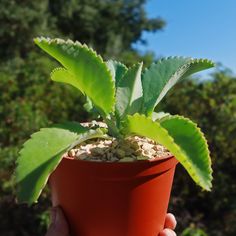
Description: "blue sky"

(134, 0), (236, 75)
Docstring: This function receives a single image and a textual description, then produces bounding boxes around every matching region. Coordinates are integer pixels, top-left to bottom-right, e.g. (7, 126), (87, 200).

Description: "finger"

(164, 213), (177, 230)
(46, 207), (70, 236)
(159, 228), (177, 236)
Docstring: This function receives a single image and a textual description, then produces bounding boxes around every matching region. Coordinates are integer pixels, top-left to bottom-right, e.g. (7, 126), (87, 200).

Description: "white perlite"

(66, 135), (172, 162)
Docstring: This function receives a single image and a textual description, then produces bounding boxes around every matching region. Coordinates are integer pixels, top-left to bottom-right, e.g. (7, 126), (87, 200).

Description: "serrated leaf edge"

(16, 127), (107, 205)
(15, 128), (72, 204)
(142, 57), (214, 114)
(106, 59), (128, 70)
(122, 113), (212, 190)
(35, 37), (116, 114)
(161, 115), (213, 179)
(142, 56), (214, 76)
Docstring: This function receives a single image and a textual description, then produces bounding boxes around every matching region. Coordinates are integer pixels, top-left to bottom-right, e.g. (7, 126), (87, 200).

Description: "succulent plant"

(16, 37), (214, 205)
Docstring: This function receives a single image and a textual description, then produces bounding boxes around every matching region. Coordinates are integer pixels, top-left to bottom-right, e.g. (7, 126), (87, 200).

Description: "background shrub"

(0, 1), (235, 235)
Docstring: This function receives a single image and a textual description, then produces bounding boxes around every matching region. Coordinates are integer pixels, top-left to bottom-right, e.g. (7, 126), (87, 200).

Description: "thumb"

(45, 207), (70, 236)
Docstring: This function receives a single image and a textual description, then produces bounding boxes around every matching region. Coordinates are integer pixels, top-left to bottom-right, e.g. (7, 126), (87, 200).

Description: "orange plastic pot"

(49, 156), (178, 236)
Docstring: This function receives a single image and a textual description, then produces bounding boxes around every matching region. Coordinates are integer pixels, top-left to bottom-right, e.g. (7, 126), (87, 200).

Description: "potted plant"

(16, 37), (214, 236)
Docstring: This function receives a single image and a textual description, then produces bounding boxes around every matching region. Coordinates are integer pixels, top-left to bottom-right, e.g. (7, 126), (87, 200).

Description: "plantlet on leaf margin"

(15, 37), (214, 205)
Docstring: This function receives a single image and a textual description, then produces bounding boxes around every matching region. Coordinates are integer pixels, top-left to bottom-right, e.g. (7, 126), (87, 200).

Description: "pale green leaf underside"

(16, 123), (105, 205)
(51, 67), (78, 89)
(83, 96), (93, 112)
(142, 57), (214, 115)
(116, 63), (143, 118)
(106, 60), (128, 87)
(152, 111), (170, 121)
(34, 37), (115, 115)
(122, 114), (212, 190)
(51, 68), (99, 118)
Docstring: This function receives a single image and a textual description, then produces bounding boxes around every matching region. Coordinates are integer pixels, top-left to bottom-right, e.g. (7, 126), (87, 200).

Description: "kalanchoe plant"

(16, 37), (214, 205)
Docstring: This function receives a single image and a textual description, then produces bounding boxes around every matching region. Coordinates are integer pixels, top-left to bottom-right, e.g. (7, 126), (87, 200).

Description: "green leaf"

(141, 57), (214, 115)
(160, 115), (212, 189)
(16, 123), (105, 205)
(34, 37), (115, 115)
(122, 114), (212, 190)
(83, 96), (94, 112)
(106, 60), (128, 86)
(83, 96), (101, 119)
(50, 67), (77, 89)
(116, 63), (143, 118)
(152, 111), (170, 121)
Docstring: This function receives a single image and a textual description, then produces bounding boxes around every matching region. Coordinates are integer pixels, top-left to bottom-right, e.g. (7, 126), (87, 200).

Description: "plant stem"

(104, 116), (122, 139)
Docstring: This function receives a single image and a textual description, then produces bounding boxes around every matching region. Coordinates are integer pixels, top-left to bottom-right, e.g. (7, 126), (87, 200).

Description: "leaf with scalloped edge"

(106, 60), (128, 87)
(116, 63), (143, 118)
(160, 115), (212, 190)
(122, 114), (212, 191)
(16, 123), (106, 205)
(141, 57), (214, 115)
(34, 37), (115, 115)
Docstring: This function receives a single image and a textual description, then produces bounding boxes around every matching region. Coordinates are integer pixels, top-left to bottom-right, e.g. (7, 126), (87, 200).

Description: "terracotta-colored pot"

(49, 156), (178, 236)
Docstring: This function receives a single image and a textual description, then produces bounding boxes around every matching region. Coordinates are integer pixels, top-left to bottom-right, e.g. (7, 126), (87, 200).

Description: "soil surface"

(65, 121), (172, 162)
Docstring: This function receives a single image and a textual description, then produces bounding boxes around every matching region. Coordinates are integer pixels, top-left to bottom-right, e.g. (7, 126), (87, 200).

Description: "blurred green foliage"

(163, 70), (236, 236)
(0, 0), (235, 235)
(181, 224), (208, 236)
(48, 0), (165, 60)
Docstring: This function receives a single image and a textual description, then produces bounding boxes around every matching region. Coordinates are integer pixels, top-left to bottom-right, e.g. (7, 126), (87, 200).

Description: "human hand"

(46, 207), (177, 236)
(159, 213), (177, 236)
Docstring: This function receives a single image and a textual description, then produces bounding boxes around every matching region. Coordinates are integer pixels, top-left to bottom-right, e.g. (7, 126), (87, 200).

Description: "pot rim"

(52, 155), (178, 180)
(64, 154), (175, 165)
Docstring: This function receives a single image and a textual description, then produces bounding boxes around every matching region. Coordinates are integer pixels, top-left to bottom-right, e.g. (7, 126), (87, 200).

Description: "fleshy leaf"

(50, 68), (99, 117)
(106, 60), (128, 86)
(34, 37), (115, 115)
(16, 123), (105, 205)
(141, 57), (214, 115)
(122, 114), (212, 190)
(50, 67), (78, 89)
(160, 115), (212, 189)
(116, 63), (143, 118)
(152, 111), (170, 121)
(83, 96), (94, 112)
